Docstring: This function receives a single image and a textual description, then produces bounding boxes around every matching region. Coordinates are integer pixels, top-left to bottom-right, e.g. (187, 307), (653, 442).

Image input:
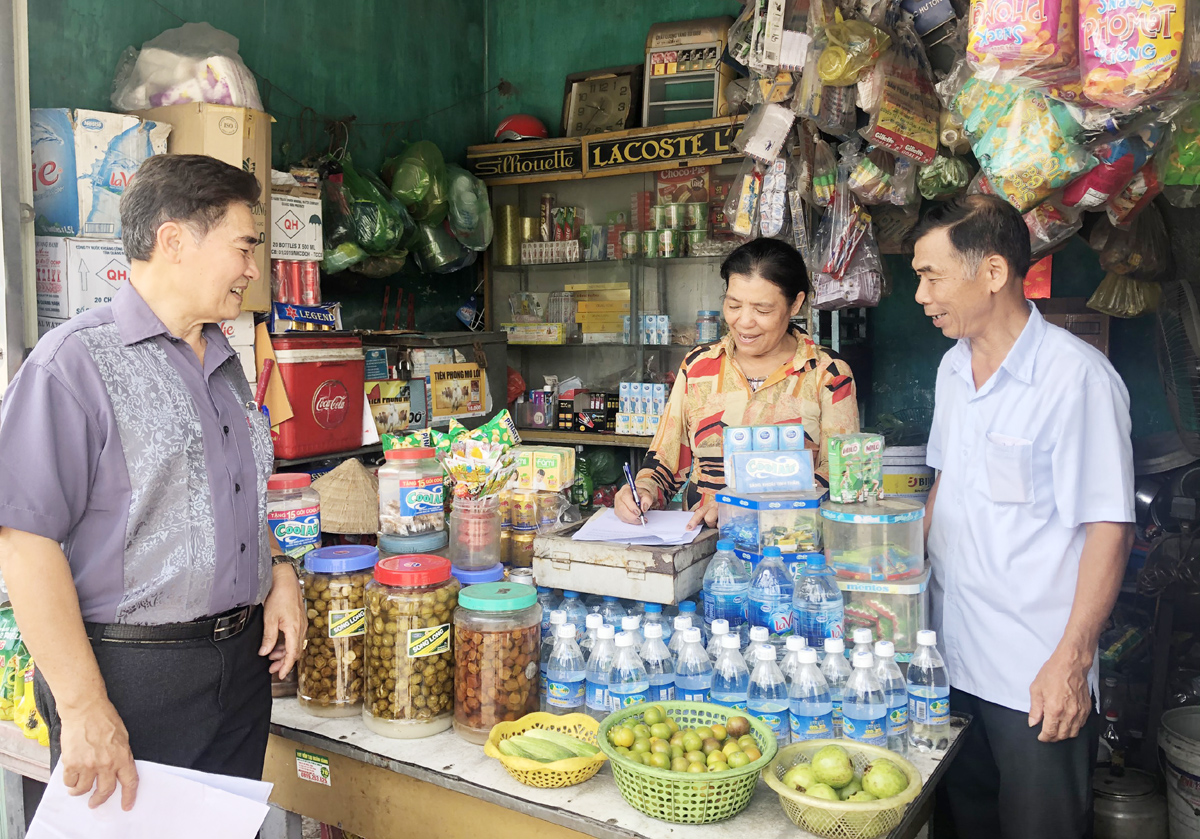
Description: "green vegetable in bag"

(322, 241), (367, 274)
(341, 155), (414, 256)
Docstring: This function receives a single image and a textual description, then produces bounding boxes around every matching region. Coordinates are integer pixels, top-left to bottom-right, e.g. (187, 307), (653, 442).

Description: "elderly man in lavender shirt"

(0, 155), (306, 810)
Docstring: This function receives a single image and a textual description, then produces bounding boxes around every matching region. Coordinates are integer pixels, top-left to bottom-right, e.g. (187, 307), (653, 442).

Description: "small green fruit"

(782, 764), (817, 791)
(862, 759), (909, 799)
(812, 745), (855, 788)
(806, 782), (841, 801)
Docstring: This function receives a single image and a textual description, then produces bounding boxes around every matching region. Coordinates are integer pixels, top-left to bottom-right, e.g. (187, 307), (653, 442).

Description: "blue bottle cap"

(450, 563), (505, 585)
(679, 601), (697, 613)
(537, 586), (551, 593)
(603, 595), (618, 602)
(763, 546), (783, 558)
(806, 553), (827, 568)
(563, 590), (580, 598)
(644, 603), (662, 612)
(716, 539), (735, 551)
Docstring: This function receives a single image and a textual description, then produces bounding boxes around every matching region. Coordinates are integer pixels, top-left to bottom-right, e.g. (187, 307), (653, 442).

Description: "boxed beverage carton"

(827, 433), (885, 503)
(514, 446), (577, 491)
(728, 449), (816, 493)
(35, 237), (129, 319)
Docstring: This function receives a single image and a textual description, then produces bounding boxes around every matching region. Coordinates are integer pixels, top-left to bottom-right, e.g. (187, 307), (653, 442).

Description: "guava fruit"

(812, 744), (855, 788)
(862, 759), (909, 799)
(805, 782), (841, 801)
(837, 776), (864, 800)
(782, 763), (817, 791)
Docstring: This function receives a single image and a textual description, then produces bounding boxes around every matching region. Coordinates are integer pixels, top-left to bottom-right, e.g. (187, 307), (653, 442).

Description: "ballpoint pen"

(623, 462), (647, 527)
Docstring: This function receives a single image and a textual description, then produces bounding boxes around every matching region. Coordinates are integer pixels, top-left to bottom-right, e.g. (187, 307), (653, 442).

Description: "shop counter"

(266, 698), (968, 839)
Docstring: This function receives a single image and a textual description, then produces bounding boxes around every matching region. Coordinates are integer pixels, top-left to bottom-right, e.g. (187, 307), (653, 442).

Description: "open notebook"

(571, 508), (703, 547)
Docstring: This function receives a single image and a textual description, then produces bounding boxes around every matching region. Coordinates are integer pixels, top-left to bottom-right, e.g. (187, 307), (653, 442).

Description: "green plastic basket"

(596, 701), (780, 824)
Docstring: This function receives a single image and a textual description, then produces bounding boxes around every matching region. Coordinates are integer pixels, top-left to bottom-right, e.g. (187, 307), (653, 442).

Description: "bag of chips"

(1106, 164), (1163, 227)
(967, 0), (1078, 82)
(1062, 122), (1165, 209)
(1025, 198), (1083, 258)
(1080, 0), (1187, 110)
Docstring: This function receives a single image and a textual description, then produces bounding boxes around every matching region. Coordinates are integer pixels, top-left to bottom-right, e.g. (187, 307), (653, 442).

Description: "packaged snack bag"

(1162, 100), (1200, 204)
(817, 16), (892, 85)
(1106, 163), (1163, 226)
(967, 0), (1077, 81)
(1062, 122), (1165, 208)
(1080, 0), (1186, 109)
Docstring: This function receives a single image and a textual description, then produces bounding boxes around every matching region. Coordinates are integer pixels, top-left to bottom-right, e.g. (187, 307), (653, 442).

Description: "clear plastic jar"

(378, 448), (445, 537)
(453, 582), (541, 744)
(449, 496), (501, 570)
(363, 554), (459, 738)
(299, 546), (377, 718)
(697, 310), (721, 343)
(268, 473), (321, 560)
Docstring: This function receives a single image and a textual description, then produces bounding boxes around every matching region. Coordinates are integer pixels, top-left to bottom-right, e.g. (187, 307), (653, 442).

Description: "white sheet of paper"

(572, 507), (703, 546)
(28, 761), (272, 839)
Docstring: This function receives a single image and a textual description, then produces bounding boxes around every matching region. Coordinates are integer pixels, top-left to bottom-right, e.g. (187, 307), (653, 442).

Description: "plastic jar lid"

(305, 545), (379, 574)
(378, 530), (449, 555)
(820, 498), (925, 524)
(385, 447), (435, 461)
(450, 563), (505, 585)
(268, 473), (311, 490)
(457, 581), (538, 612)
(373, 554), (451, 587)
(698, 310), (720, 317)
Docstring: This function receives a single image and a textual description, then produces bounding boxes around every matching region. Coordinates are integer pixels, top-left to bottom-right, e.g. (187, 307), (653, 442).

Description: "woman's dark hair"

(719, 238), (811, 306)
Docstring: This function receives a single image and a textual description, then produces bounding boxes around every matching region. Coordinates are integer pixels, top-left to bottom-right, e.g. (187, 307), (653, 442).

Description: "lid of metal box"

(715, 490), (828, 510)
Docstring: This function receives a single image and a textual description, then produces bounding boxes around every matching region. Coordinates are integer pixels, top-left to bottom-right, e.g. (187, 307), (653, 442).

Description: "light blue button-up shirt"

(926, 303), (1135, 713)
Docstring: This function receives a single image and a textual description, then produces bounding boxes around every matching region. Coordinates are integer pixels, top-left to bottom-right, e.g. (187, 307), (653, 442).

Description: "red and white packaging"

(271, 335), (365, 460)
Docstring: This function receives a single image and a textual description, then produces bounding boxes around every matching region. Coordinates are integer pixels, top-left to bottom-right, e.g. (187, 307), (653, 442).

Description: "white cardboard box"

(216, 312), (255, 348)
(270, 194), (322, 261)
(37, 318), (65, 339)
(35, 237), (129, 320)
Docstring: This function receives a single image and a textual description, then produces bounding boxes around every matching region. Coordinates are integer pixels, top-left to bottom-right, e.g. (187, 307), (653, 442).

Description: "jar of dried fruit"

(363, 554), (459, 738)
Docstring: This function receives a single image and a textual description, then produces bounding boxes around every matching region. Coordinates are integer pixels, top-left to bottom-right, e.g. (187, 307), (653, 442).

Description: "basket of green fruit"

(484, 712), (607, 788)
(596, 702), (779, 824)
(762, 741), (922, 839)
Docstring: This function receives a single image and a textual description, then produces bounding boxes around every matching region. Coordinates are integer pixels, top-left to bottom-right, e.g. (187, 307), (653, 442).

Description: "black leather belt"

(84, 605), (257, 644)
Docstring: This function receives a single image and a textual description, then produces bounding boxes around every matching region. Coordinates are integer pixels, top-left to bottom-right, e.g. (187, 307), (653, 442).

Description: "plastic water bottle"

(792, 553), (844, 647)
(585, 594), (604, 613)
(545, 625), (587, 715)
(620, 615), (643, 654)
(851, 628), (875, 665)
(780, 636), (808, 687)
(540, 610), (567, 707)
(706, 619), (730, 659)
(748, 626), (772, 660)
(585, 625), (617, 721)
(674, 628), (713, 702)
(599, 596), (627, 625)
(641, 603), (671, 646)
(702, 539), (751, 646)
(821, 638), (852, 737)
(748, 645), (790, 747)
(789, 648), (834, 741)
(667, 616), (693, 659)
(842, 652), (887, 745)
(627, 601), (647, 619)
(581, 613), (603, 659)
(874, 641), (909, 755)
(607, 632), (649, 710)
(908, 630), (951, 752)
(711, 635), (750, 710)
(537, 587), (557, 641)
(678, 600), (698, 620)
(641, 623), (675, 702)
(558, 591), (589, 637)
(748, 546), (794, 650)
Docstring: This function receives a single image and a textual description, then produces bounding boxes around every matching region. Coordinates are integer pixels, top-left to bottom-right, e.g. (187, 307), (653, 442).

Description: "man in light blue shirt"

(912, 195), (1135, 839)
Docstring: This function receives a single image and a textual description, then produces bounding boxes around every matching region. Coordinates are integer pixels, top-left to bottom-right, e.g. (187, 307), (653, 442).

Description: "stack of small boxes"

(637, 314), (672, 345)
(825, 434), (886, 503)
(615, 382), (667, 437)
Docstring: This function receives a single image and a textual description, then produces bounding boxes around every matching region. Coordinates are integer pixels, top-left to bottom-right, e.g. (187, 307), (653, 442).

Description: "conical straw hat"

(311, 458), (379, 534)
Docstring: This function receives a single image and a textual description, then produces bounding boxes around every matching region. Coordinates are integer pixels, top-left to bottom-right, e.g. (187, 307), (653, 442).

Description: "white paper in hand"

(572, 508), (702, 546)
(29, 760), (272, 839)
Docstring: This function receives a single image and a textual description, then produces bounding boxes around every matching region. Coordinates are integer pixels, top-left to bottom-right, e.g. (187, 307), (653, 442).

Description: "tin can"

(271, 260), (288, 304)
(685, 229), (708, 255)
(684, 203), (708, 230)
(650, 205), (668, 229)
(285, 260), (303, 306)
(620, 231), (640, 256)
(508, 568), (535, 587)
(510, 490), (539, 531)
(539, 194), (555, 243)
(511, 532), (535, 568)
(641, 230), (659, 256)
(300, 262), (321, 305)
(497, 489), (512, 529)
(658, 229), (683, 258)
(536, 491), (560, 529)
(661, 203), (685, 230)
(499, 528), (512, 564)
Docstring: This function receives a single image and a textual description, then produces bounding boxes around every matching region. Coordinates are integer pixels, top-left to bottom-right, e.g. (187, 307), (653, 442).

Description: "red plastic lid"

(268, 473), (311, 490)
(271, 336), (362, 350)
(385, 447), (436, 460)
(374, 554), (451, 586)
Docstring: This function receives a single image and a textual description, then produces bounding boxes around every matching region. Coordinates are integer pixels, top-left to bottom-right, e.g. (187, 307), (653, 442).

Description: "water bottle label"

(678, 687), (710, 703)
(585, 682), (608, 711)
(842, 715), (887, 746)
(610, 689), (649, 708)
(540, 672), (548, 697)
(755, 711), (789, 744)
(887, 705), (909, 737)
(704, 593), (748, 627)
(648, 684), (675, 702)
(909, 693), (950, 726)
(790, 712), (835, 740)
(750, 602), (793, 636)
(711, 697), (747, 711)
(547, 678), (585, 708)
(831, 699), (843, 735)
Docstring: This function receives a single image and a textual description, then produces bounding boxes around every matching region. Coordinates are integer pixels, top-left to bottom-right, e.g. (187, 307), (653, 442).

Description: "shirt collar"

(718, 327), (819, 389)
(948, 301), (1047, 390)
(113, 283), (235, 372)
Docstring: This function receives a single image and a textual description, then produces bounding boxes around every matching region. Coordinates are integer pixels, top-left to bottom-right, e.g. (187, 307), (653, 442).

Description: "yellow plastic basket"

(763, 741), (922, 839)
(484, 712), (608, 788)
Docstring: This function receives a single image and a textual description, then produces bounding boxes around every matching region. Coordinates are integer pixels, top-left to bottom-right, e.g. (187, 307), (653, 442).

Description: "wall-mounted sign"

(584, 119), (740, 173)
(467, 139), (582, 183)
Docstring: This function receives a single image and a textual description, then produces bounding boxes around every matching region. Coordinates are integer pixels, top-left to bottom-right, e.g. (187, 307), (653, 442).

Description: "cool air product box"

(728, 449), (816, 493)
(827, 433), (885, 503)
(35, 237), (129, 319)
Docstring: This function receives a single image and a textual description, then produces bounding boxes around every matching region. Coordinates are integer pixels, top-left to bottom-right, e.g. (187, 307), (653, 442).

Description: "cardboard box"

(514, 446), (576, 491)
(216, 312), (255, 348)
(502, 323), (567, 345)
(1036, 298), (1110, 356)
(577, 300), (630, 313)
(270, 191), (323, 261)
(729, 450), (816, 493)
(31, 109), (170, 238)
(37, 318), (64, 339)
(656, 166), (711, 204)
(134, 104), (273, 311)
(35, 237), (129, 319)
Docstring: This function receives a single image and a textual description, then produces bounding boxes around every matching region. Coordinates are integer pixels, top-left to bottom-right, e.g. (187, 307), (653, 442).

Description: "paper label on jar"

(397, 476), (444, 518)
(328, 608), (366, 638)
(406, 624), (450, 658)
(270, 505), (321, 558)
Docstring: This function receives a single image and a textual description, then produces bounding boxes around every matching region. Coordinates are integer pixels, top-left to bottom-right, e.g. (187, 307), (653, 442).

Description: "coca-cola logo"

(312, 380), (350, 429)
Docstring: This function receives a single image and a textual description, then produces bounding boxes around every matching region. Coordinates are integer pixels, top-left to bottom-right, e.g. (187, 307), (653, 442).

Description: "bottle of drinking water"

(677, 600), (698, 622)
(607, 632), (649, 710)
(537, 587), (557, 640)
(585, 625), (617, 721)
(908, 630), (951, 752)
(668, 615), (693, 659)
(841, 652), (887, 746)
(540, 610), (567, 707)
(791, 553), (844, 647)
(821, 638), (852, 737)
(702, 539), (750, 647)
(558, 590), (589, 637)
(581, 612), (603, 659)
(545, 625), (587, 716)
(780, 636), (807, 687)
(747, 625), (773, 660)
(674, 628), (713, 703)
(710, 635), (750, 710)
(748, 546), (794, 650)
(874, 640), (909, 755)
(788, 648), (834, 741)
(851, 628), (875, 666)
(620, 615), (643, 654)
(584, 594), (604, 614)
(598, 595), (627, 625)
(748, 645), (790, 747)
(706, 619), (730, 659)
(641, 603), (671, 646)
(641, 623), (676, 702)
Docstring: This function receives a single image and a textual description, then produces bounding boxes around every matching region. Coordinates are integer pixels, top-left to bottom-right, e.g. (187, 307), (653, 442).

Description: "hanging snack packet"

(725, 159), (765, 238)
(1025, 198), (1083, 258)
(918, 155), (975, 200)
(793, 44), (825, 120)
(1081, 0), (1186, 110)
(951, 75), (1023, 140)
(1087, 272), (1163, 317)
(863, 51), (940, 163)
(874, 204), (921, 252)
(1163, 100), (1200, 204)
(760, 157), (792, 237)
(1106, 164), (1163, 227)
(817, 16), (892, 85)
(967, 0), (1076, 82)
(0, 614), (22, 723)
(1095, 203), (1172, 279)
(849, 146), (896, 204)
(1062, 122), (1165, 209)
(812, 137), (838, 206)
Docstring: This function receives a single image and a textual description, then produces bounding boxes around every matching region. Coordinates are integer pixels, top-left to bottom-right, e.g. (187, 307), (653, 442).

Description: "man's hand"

(614, 484), (653, 525)
(59, 698), (139, 810)
(686, 498), (718, 530)
(1028, 644), (1091, 742)
(260, 563), (306, 678)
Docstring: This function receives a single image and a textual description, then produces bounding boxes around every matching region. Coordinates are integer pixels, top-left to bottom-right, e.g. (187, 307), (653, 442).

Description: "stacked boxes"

(568, 282), (630, 344)
(616, 382), (667, 437)
(639, 314), (672, 345)
(826, 433), (885, 503)
(723, 424), (815, 493)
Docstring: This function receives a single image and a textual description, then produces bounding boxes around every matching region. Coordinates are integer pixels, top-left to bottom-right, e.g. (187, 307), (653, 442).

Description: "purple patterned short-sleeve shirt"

(0, 284), (274, 625)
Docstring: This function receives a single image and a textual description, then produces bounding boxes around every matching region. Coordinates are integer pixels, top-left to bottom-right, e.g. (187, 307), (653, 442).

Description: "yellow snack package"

(14, 656), (47, 743)
(1081, 0), (1186, 109)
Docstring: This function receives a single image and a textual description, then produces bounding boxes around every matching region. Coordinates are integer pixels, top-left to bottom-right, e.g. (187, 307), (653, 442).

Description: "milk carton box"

(827, 433), (885, 503)
(35, 237), (130, 319)
(656, 315), (670, 345)
(753, 426), (780, 451)
(652, 383), (667, 400)
(723, 426), (755, 489)
(779, 423), (806, 450)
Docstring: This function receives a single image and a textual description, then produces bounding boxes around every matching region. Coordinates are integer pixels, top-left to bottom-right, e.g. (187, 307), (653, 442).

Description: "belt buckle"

(213, 608), (249, 641)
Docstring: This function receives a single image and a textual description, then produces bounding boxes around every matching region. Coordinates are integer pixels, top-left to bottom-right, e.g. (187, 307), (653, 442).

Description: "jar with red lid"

(363, 554), (459, 738)
(378, 448), (445, 538)
(267, 473), (321, 561)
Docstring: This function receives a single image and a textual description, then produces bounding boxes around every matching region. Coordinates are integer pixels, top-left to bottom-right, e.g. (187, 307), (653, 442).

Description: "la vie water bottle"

(748, 645), (790, 747)
(711, 635), (750, 710)
(821, 637), (851, 737)
(788, 648), (834, 741)
(585, 625), (617, 721)
(874, 640), (909, 755)
(908, 630), (951, 752)
(703, 539), (750, 646)
(674, 628), (713, 702)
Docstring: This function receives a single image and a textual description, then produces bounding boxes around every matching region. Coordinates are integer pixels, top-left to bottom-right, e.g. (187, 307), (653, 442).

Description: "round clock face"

(569, 77), (633, 136)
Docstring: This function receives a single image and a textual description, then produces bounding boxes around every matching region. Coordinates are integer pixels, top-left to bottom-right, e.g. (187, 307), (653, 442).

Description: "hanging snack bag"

(760, 157), (792, 237)
(1087, 272), (1163, 317)
(793, 45), (825, 121)
(813, 137), (838, 206)
(1081, 0), (1186, 110)
(814, 150), (872, 281)
(725, 160), (765, 238)
(0, 613), (21, 723)
(951, 75), (1024, 140)
(1095, 202), (1172, 279)
(813, 224), (885, 308)
(817, 16), (892, 85)
(849, 146), (896, 204)
(1061, 122), (1165, 209)
(1025, 199), (1083, 257)
(967, 0), (1075, 81)
(1106, 164), (1163, 227)
(1163, 100), (1200, 204)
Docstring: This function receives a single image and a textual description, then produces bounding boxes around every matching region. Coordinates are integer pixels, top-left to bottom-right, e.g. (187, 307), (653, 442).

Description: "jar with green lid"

(299, 545), (378, 718)
(452, 582), (542, 744)
(363, 554), (459, 738)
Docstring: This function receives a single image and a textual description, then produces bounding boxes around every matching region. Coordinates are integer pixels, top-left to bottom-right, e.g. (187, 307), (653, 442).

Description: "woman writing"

(614, 238), (860, 528)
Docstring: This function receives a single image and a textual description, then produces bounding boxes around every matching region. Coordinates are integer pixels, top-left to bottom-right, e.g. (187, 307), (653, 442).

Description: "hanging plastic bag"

(939, 110), (972, 155)
(725, 159), (765, 239)
(1025, 199), (1083, 258)
(888, 156), (918, 205)
(789, 184), (819, 266)
(1062, 122), (1165, 209)
(341, 155), (414, 257)
(949, 74), (1023, 141)
(918, 155), (974, 200)
(813, 224), (885, 308)
(760, 157), (792, 238)
(813, 152), (872, 281)
(734, 103), (798, 162)
(793, 45), (825, 120)
(445, 164), (494, 251)
(812, 137), (838, 207)
(1163, 100), (1200, 205)
(385, 142), (450, 224)
(861, 49), (940, 164)
(413, 222), (474, 274)
(1095, 203), (1172, 280)
(111, 22), (263, 111)
(1081, 0), (1187, 110)
(1087, 272), (1163, 317)
(816, 83), (858, 136)
(816, 16), (891, 85)
(967, 0), (1078, 84)
(1106, 164), (1163, 227)
(874, 204), (921, 253)
(848, 145), (895, 205)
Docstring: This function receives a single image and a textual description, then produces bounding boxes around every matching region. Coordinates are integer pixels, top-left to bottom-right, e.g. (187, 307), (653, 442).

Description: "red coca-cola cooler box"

(271, 335), (365, 460)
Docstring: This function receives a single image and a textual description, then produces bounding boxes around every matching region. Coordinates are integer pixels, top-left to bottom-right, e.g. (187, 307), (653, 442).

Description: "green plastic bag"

(341, 155), (414, 256)
(386, 142), (449, 224)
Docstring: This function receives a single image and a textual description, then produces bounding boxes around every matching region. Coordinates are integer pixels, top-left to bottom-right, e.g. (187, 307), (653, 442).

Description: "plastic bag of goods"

(446, 164), (494, 251)
(1061, 122), (1165, 209)
(812, 149), (875, 288)
(1080, 0), (1187, 110)
(967, 0), (1079, 84)
(848, 145), (896, 205)
(413, 222), (474, 274)
(816, 17), (892, 85)
(760, 157), (792, 237)
(1025, 198), (1083, 258)
(918, 154), (974, 200)
(1087, 272), (1163, 317)
(384, 142), (450, 224)
(1162, 100), (1200, 205)
(812, 137), (838, 206)
(341, 155), (414, 257)
(111, 22), (263, 111)
(813, 224), (885, 308)
(861, 22), (939, 164)
(1093, 203), (1172, 280)
(725, 159), (765, 238)
(1105, 163), (1163, 227)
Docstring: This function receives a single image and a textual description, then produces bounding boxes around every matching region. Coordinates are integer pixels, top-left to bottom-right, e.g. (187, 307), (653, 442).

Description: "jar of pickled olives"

(452, 582), (541, 744)
(298, 545), (378, 717)
(363, 554), (459, 738)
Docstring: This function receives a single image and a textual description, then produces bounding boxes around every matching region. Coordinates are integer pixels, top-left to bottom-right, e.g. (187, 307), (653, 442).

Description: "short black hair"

(911, 194), (1031, 280)
(120, 154), (261, 262)
(719, 238), (811, 306)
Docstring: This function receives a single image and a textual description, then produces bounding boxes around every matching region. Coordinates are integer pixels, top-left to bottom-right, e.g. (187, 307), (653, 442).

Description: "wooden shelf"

(516, 429), (651, 449)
